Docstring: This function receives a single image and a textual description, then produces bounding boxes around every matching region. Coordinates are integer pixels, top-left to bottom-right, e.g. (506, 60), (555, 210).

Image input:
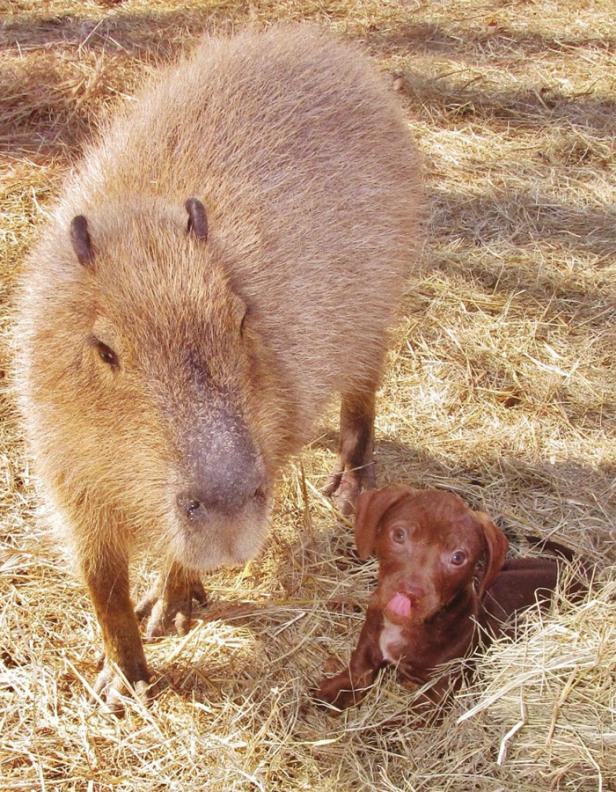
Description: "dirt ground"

(1, 1), (614, 790)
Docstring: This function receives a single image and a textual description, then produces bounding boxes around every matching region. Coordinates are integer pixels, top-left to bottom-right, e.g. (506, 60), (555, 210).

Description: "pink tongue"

(387, 592), (412, 618)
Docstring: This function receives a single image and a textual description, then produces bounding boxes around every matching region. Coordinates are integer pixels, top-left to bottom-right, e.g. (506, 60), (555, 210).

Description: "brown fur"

(14, 26), (421, 707)
(315, 487), (580, 715)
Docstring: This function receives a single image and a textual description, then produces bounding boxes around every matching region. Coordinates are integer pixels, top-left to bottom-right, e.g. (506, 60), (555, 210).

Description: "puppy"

(315, 486), (570, 713)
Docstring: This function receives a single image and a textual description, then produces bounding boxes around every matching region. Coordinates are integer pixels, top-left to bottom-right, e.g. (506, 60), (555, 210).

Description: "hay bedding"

(0, 1), (614, 789)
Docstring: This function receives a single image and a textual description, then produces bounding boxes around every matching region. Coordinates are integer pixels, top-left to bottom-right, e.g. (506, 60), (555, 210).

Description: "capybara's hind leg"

(136, 561), (207, 639)
(83, 547), (150, 713)
(323, 384), (377, 514)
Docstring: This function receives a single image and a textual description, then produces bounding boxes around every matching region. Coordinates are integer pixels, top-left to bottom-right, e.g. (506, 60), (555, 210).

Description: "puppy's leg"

(500, 557), (560, 574)
(402, 670), (462, 724)
(316, 664), (378, 711)
(314, 609), (383, 711)
(484, 564), (559, 624)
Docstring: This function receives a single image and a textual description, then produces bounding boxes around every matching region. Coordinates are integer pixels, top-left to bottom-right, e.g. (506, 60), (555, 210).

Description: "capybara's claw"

(324, 465), (376, 515)
(136, 575), (208, 639)
(143, 596), (192, 638)
(323, 464), (374, 516)
(322, 470), (342, 499)
(93, 663), (151, 716)
(330, 475), (361, 515)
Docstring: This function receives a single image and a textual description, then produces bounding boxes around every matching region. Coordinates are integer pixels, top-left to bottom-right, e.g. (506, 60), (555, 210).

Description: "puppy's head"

(355, 486), (508, 624)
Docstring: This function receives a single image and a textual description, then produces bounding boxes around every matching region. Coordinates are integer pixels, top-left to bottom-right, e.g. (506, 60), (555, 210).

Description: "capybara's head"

(354, 487), (508, 623)
(20, 196), (285, 569)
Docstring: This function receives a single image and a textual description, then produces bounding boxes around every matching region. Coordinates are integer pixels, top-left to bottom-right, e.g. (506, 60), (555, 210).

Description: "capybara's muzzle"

(175, 407), (266, 528)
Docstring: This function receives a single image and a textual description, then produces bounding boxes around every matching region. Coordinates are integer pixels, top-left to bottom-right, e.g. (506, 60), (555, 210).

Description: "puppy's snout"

(400, 583), (426, 602)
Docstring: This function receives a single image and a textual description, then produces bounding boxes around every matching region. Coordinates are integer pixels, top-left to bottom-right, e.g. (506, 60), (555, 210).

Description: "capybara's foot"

(135, 567), (207, 639)
(313, 670), (367, 712)
(93, 660), (151, 716)
(323, 461), (376, 515)
(325, 386), (377, 514)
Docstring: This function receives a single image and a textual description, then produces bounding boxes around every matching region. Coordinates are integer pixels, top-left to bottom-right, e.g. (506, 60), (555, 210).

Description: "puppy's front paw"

(313, 670), (364, 712)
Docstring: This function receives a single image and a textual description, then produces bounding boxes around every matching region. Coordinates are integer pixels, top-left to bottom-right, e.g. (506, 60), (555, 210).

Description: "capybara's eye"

(450, 550), (466, 565)
(95, 341), (119, 368)
(392, 527), (406, 544)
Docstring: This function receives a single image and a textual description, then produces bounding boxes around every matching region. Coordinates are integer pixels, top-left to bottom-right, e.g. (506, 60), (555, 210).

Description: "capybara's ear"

(70, 215), (95, 267)
(354, 487), (411, 560)
(185, 197), (208, 241)
(474, 511), (508, 597)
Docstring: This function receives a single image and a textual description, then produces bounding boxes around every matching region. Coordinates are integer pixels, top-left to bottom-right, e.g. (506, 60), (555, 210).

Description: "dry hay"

(1, 1), (615, 790)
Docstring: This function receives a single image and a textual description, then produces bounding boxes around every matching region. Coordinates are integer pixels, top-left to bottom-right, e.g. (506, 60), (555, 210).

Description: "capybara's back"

(15, 25), (421, 706)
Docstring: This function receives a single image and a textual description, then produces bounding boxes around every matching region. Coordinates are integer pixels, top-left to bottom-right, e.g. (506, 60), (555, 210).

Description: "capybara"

(15, 26), (421, 708)
(315, 487), (583, 716)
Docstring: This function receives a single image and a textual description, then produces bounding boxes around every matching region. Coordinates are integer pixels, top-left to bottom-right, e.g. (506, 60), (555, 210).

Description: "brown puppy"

(315, 486), (571, 712)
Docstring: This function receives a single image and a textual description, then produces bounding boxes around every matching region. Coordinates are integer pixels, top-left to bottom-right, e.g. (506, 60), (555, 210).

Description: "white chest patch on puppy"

(379, 617), (405, 663)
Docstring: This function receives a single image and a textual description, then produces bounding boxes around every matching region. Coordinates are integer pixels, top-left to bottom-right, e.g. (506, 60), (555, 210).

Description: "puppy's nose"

(401, 583), (425, 601)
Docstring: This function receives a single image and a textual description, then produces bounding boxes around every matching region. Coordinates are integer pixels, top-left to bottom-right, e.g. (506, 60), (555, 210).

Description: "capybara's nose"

(176, 487), (265, 523)
(177, 408), (267, 523)
(176, 491), (209, 524)
(176, 470), (266, 524)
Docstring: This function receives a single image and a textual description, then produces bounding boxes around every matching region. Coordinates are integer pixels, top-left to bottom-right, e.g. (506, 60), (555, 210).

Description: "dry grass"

(1, 1), (615, 790)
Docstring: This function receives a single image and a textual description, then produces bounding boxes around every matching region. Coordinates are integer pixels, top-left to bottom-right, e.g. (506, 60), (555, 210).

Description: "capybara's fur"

(15, 25), (420, 706)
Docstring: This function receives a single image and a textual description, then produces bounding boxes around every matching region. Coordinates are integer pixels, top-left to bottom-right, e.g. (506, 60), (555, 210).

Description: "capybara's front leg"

(324, 382), (378, 515)
(135, 561), (208, 638)
(83, 549), (150, 713)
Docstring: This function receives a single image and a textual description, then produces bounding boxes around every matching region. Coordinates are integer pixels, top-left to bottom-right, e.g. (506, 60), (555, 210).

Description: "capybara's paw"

(93, 662), (151, 716)
(135, 577), (208, 639)
(323, 465), (374, 516)
(312, 671), (361, 712)
(323, 464), (376, 516)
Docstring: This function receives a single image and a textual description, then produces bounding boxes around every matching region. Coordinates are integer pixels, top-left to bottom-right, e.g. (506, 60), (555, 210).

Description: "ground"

(0, 1), (614, 790)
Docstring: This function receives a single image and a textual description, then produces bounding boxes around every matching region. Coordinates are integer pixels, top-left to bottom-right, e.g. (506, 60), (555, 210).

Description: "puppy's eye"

(92, 339), (119, 368)
(450, 550), (466, 566)
(392, 527), (406, 544)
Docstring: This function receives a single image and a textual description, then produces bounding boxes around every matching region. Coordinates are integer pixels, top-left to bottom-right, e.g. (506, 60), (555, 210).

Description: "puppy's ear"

(474, 511), (508, 597)
(354, 487), (412, 560)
